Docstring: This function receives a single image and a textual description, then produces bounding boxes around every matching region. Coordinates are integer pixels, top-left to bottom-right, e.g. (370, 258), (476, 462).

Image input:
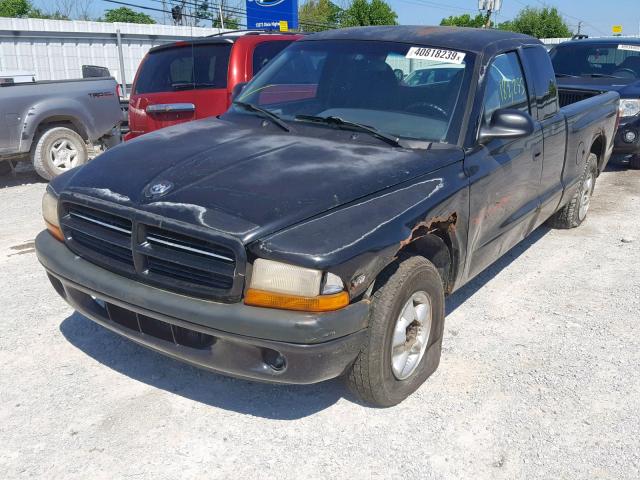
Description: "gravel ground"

(1, 163), (639, 479)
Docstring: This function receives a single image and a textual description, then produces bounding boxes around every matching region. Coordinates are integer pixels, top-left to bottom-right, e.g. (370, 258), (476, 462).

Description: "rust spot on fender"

(398, 213), (458, 250)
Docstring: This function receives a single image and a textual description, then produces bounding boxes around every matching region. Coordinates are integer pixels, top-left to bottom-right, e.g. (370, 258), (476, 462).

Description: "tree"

(439, 13), (486, 28)
(102, 6), (155, 24)
(299, 0), (341, 32)
(0, 0), (69, 19)
(498, 7), (571, 38)
(197, 0), (240, 29)
(341, 0), (397, 27)
(0, 0), (30, 17)
(29, 8), (70, 19)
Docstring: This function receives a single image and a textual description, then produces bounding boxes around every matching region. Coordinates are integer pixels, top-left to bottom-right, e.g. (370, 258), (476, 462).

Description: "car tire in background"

(547, 152), (598, 229)
(0, 160), (13, 176)
(31, 126), (88, 180)
(345, 256), (445, 407)
(630, 154), (640, 170)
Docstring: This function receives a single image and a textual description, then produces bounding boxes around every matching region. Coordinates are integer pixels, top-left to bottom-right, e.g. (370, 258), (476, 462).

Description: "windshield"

(234, 40), (473, 144)
(551, 43), (640, 79)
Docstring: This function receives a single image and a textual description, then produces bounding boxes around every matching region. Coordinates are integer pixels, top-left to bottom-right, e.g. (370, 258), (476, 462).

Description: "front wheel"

(31, 126), (88, 180)
(546, 153), (598, 229)
(629, 154), (640, 170)
(345, 256), (445, 407)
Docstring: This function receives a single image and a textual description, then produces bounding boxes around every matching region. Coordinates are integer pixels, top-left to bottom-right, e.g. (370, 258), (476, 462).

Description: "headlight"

(42, 189), (63, 241)
(619, 99), (640, 118)
(245, 258), (349, 312)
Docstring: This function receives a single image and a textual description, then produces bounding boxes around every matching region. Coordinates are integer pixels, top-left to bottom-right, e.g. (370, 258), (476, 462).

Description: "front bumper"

(36, 231), (370, 384)
(614, 115), (640, 155)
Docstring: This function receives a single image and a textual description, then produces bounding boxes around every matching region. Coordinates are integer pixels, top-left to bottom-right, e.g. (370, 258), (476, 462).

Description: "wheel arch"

(34, 116), (89, 142)
(590, 133), (605, 173)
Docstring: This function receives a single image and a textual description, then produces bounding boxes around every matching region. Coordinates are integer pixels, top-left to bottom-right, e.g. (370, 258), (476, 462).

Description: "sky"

(38, 0), (640, 38)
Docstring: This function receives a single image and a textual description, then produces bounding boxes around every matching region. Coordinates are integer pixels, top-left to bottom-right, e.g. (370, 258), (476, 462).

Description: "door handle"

(146, 103), (196, 114)
(533, 150), (542, 161)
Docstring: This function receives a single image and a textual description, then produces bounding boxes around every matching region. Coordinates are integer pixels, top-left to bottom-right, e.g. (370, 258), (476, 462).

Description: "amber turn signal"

(45, 221), (64, 242)
(244, 288), (349, 312)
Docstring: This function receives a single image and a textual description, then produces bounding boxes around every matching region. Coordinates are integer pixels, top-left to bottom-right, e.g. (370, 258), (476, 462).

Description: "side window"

(252, 41), (292, 75)
(524, 46), (559, 119)
(482, 52), (529, 124)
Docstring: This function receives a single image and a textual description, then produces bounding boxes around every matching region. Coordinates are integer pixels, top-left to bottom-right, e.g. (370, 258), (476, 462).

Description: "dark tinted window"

(523, 46), (558, 119)
(135, 43), (231, 94)
(551, 43), (640, 78)
(252, 41), (292, 75)
(483, 52), (529, 124)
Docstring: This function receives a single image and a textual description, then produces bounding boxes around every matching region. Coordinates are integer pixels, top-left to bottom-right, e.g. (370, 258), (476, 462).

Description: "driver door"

(464, 51), (544, 280)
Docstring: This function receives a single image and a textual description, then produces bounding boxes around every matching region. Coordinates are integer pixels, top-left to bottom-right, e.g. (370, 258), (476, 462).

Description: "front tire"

(630, 154), (640, 170)
(31, 126), (88, 180)
(345, 256), (445, 407)
(546, 153), (597, 229)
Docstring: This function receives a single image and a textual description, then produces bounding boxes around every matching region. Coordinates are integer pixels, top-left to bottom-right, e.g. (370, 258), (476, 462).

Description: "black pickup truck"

(36, 27), (618, 407)
(551, 37), (640, 168)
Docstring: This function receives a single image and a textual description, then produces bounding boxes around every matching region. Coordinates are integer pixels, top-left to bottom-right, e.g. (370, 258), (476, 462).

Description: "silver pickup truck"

(0, 77), (122, 179)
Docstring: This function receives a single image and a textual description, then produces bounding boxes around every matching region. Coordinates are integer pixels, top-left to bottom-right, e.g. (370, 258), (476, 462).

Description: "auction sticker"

(406, 47), (466, 64)
(618, 44), (640, 52)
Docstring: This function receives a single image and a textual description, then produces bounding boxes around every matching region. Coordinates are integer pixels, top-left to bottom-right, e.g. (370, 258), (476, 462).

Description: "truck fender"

(19, 98), (96, 153)
(250, 163), (469, 299)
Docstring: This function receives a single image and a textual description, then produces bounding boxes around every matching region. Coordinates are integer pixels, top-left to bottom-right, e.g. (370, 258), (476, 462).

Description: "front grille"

(60, 201), (244, 301)
(558, 89), (600, 108)
(63, 204), (134, 272)
(105, 302), (215, 349)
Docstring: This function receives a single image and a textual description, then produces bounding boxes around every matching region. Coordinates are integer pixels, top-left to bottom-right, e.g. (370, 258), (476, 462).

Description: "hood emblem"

(146, 181), (174, 198)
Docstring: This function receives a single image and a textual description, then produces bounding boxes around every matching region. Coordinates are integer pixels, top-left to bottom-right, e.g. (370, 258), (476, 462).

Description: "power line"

(531, 0), (608, 35)
(104, 0), (338, 30)
(143, 0), (339, 30)
(396, 0), (477, 14)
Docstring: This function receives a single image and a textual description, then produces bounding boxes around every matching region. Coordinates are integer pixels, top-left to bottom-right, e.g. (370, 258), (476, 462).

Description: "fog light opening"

(262, 348), (286, 371)
(623, 130), (637, 143)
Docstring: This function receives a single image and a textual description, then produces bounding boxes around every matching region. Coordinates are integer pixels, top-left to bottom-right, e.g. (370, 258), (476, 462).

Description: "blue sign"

(246, 0), (298, 30)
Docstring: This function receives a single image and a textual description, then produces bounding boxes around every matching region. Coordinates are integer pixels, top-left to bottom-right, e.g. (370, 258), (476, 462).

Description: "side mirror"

(231, 82), (247, 101)
(478, 108), (535, 144)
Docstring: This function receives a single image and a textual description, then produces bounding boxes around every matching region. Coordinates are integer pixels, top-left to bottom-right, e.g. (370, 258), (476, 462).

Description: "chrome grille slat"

(146, 235), (234, 262)
(69, 211), (132, 234)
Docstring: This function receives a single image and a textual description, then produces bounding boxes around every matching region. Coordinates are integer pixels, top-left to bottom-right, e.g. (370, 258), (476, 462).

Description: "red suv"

(124, 31), (301, 140)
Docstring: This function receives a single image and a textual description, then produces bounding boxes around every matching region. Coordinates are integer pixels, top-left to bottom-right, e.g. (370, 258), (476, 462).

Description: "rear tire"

(546, 153), (597, 229)
(630, 154), (640, 170)
(345, 256), (445, 407)
(31, 126), (88, 180)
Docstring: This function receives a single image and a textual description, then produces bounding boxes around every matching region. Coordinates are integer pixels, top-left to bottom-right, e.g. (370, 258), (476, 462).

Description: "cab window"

(482, 52), (529, 124)
(252, 41), (293, 75)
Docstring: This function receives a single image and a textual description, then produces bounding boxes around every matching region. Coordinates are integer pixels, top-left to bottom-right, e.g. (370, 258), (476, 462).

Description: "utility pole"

(484, 7), (492, 28)
(479, 0), (502, 29)
(577, 21), (583, 35)
(218, 4), (225, 30)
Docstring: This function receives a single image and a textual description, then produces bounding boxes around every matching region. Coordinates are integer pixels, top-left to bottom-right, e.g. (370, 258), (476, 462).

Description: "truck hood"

(557, 77), (640, 97)
(60, 116), (463, 244)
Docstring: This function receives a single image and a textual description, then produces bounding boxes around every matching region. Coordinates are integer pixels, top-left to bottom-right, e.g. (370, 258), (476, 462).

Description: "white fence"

(0, 18), (229, 91)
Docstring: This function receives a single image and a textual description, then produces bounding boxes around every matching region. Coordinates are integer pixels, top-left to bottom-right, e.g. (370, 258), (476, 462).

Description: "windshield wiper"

(232, 101), (290, 132)
(581, 73), (618, 78)
(171, 82), (194, 90)
(295, 114), (402, 147)
(555, 73), (579, 78)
